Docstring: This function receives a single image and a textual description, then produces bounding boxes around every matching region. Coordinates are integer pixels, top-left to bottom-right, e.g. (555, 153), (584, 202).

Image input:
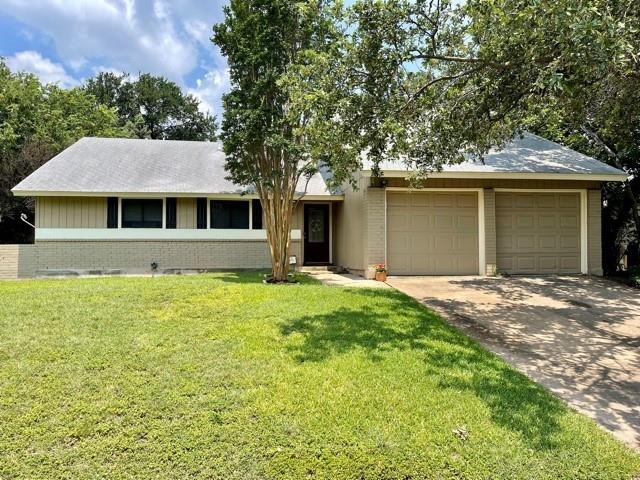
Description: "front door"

(304, 204), (330, 265)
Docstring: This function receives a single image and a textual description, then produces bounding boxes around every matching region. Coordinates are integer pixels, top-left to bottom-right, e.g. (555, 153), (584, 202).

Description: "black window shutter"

(252, 199), (263, 230)
(196, 198), (207, 229)
(107, 197), (118, 228)
(166, 198), (177, 229)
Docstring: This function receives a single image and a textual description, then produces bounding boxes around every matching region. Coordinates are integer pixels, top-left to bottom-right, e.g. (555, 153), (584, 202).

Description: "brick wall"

(20, 240), (301, 276)
(363, 187), (386, 278)
(0, 245), (37, 278)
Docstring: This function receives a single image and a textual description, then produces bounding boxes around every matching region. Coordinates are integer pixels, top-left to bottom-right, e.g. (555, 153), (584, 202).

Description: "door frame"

(384, 188), (485, 275)
(494, 188), (588, 274)
(302, 202), (332, 265)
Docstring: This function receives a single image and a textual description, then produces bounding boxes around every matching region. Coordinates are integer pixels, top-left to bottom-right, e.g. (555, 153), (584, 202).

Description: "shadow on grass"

(208, 271), (318, 285)
(280, 288), (567, 450)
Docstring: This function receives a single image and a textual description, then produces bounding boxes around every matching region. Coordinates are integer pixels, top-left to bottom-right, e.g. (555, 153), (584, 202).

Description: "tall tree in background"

(84, 72), (217, 141)
(213, 0), (356, 282)
(0, 60), (128, 243)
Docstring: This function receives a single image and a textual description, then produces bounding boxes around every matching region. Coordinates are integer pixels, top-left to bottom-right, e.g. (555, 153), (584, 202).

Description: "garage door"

(387, 192), (479, 275)
(496, 192), (581, 274)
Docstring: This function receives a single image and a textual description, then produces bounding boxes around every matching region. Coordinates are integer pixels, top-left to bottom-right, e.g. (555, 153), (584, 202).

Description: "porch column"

(483, 188), (497, 276)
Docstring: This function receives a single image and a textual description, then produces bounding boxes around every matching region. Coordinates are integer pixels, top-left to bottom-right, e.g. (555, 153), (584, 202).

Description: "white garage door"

(496, 192), (581, 274)
(387, 192), (479, 275)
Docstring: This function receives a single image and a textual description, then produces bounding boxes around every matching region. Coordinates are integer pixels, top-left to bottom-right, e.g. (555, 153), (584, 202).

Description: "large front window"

(122, 199), (163, 228)
(211, 200), (249, 229)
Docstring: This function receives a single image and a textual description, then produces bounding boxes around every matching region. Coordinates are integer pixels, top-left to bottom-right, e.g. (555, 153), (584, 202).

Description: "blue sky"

(0, 0), (230, 117)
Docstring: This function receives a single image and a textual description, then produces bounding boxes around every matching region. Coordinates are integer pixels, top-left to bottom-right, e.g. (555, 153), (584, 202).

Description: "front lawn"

(0, 273), (638, 479)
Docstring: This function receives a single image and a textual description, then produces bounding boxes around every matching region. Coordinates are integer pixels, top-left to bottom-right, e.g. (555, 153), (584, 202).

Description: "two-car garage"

(386, 190), (584, 276)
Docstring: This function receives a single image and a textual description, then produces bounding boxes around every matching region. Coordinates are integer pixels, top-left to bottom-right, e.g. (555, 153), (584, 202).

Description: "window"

(252, 199), (263, 230)
(211, 200), (249, 229)
(122, 199), (163, 228)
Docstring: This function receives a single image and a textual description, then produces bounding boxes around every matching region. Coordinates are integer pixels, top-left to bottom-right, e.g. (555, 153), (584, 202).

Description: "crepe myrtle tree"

(213, 0), (360, 282)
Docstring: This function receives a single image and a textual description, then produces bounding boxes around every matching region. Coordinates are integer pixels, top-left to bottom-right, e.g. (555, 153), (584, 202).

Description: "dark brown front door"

(304, 204), (330, 264)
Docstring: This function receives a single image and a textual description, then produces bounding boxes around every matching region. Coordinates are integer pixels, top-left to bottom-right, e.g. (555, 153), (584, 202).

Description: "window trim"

(118, 197), (166, 229)
(208, 198), (253, 230)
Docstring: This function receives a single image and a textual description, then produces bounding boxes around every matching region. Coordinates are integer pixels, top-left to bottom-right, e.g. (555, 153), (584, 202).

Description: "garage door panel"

(387, 192), (479, 275)
(517, 257), (536, 271)
(516, 235), (536, 249)
(516, 215), (535, 228)
(434, 215), (454, 229)
(457, 215), (477, 229)
(538, 215), (556, 228)
(537, 194), (556, 208)
(538, 235), (558, 249)
(539, 257), (559, 271)
(560, 257), (580, 271)
(410, 214), (432, 231)
(560, 215), (579, 228)
(515, 195), (536, 208)
(496, 192), (580, 274)
(558, 194), (579, 208)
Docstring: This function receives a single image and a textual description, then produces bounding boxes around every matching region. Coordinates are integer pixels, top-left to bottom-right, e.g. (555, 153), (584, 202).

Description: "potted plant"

(374, 263), (388, 282)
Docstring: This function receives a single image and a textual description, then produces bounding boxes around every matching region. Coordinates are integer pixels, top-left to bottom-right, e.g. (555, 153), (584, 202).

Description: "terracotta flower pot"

(375, 271), (387, 282)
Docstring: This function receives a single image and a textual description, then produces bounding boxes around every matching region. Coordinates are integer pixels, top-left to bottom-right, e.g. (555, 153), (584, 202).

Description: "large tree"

(213, 0), (355, 282)
(0, 61), (128, 243)
(84, 72), (217, 141)
(317, 0), (638, 271)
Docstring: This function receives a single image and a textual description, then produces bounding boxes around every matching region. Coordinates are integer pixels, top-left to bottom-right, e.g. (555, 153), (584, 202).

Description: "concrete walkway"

(387, 275), (640, 449)
(305, 271), (390, 288)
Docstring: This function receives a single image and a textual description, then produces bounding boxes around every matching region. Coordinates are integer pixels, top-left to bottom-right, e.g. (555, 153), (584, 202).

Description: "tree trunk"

(258, 181), (297, 283)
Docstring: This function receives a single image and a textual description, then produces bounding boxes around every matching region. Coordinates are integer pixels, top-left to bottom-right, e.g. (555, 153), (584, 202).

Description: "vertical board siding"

(587, 189), (603, 276)
(38, 197), (107, 228)
(177, 198), (197, 229)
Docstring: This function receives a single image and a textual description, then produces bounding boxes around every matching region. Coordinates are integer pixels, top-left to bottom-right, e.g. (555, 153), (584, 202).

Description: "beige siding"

(587, 189), (603, 276)
(37, 197), (107, 228)
(177, 198), (197, 229)
(335, 174), (366, 274)
(484, 189), (497, 275)
(496, 192), (581, 274)
(387, 191), (479, 275)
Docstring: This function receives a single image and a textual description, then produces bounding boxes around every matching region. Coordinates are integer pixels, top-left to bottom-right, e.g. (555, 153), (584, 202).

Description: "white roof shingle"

(12, 137), (336, 196)
(13, 132), (626, 197)
(366, 132), (627, 179)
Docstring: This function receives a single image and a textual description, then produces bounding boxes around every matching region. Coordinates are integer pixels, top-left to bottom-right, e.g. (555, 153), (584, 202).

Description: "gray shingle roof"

(12, 137), (336, 196)
(13, 132), (627, 197)
(367, 132), (627, 178)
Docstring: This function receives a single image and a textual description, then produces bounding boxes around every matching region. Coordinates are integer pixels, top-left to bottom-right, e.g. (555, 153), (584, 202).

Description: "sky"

(0, 0), (230, 118)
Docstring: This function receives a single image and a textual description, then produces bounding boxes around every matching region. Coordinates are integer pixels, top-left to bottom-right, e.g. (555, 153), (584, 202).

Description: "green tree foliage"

(84, 72), (217, 141)
(213, 0), (350, 281)
(307, 0), (637, 271)
(0, 60), (128, 243)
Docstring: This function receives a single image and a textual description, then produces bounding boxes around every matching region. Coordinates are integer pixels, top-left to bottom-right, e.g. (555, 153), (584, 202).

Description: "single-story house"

(9, 133), (627, 278)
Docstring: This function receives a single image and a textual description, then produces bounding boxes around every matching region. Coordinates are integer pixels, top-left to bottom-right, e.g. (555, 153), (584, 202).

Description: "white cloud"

(6, 50), (78, 87)
(0, 0), (210, 80)
(0, 1), (231, 113)
(188, 68), (230, 117)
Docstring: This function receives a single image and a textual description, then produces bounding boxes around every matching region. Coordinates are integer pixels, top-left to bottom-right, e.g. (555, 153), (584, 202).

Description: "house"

(8, 133), (626, 278)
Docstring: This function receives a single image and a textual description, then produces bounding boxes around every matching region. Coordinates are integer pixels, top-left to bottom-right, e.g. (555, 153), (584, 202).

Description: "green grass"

(0, 273), (638, 479)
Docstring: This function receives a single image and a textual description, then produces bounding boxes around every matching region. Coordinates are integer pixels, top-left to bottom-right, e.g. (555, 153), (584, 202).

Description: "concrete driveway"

(387, 275), (640, 449)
